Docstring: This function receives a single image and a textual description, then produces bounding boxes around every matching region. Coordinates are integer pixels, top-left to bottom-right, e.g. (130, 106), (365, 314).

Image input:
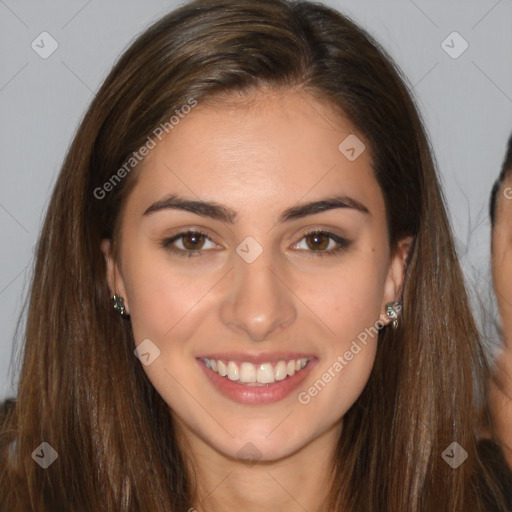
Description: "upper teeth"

(202, 358), (310, 385)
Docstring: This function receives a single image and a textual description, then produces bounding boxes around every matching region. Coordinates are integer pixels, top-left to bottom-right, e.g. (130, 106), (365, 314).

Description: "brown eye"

(161, 230), (218, 258)
(292, 230), (351, 258)
(304, 232), (330, 251)
(181, 232), (207, 250)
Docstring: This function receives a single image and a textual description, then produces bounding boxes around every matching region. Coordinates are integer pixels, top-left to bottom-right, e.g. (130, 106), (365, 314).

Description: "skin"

(489, 173), (512, 469)
(102, 89), (411, 512)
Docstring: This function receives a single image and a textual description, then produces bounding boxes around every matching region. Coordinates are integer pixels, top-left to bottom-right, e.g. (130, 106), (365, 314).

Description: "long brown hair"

(0, 0), (503, 510)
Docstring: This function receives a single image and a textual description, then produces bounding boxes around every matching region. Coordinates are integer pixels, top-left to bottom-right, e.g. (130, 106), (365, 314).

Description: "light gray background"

(1, 0), (511, 400)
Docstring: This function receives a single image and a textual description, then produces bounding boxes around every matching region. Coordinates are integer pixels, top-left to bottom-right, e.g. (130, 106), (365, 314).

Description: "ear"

(379, 236), (413, 326)
(100, 238), (130, 315)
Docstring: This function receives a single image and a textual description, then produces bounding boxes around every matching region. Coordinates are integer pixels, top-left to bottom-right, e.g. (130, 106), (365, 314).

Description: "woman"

(0, 0), (509, 510)
(484, 131), (512, 478)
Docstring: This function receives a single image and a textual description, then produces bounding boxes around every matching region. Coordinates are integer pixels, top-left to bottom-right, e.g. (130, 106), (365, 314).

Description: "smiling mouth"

(200, 357), (311, 386)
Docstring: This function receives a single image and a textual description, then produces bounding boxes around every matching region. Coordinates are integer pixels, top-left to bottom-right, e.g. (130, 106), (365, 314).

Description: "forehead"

(126, 90), (385, 222)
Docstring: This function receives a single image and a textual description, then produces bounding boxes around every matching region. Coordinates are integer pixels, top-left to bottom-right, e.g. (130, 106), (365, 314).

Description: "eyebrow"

(143, 194), (370, 223)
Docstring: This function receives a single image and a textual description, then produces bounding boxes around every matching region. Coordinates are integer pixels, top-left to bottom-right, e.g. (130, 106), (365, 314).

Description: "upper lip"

(197, 352), (316, 365)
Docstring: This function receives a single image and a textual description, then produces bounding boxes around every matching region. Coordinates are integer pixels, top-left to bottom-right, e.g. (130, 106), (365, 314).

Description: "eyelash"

(161, 229), (351, 259)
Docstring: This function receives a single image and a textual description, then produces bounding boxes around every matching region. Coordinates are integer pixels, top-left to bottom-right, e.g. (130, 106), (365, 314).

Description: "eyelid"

(290, 228), (351, 256)
(161, 228), (220, 257)
(161, 227), (351, 258)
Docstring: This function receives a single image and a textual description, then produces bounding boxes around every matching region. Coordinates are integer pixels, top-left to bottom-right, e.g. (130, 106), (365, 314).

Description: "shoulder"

(476, 439), (512, 511)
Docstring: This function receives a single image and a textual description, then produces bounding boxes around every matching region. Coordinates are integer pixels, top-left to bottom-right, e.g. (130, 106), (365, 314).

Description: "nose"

(219, 251), (297, 342)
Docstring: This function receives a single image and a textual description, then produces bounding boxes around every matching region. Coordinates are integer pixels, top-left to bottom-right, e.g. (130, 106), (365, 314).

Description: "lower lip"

(197, 358), (317, 405)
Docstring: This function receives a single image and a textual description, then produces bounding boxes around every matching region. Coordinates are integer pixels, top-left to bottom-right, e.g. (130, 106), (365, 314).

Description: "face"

(492, 174), (512, 347)
(102, 90), (409, 464)
(489, 175), (512, 469)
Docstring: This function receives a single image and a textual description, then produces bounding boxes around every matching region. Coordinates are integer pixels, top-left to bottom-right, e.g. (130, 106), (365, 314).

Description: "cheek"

(302, 252), (387, 342)
(494, 248), (512, 284)
(121, 244), (218, 343)
(120, 248), (219, 418)
(493, 235), (512, 299)
(292, 250), (387, 409)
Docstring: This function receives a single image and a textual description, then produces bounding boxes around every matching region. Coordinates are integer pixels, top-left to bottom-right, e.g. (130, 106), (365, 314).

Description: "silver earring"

(385, 302), (401, 329)
(112, 293), (128, 317)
